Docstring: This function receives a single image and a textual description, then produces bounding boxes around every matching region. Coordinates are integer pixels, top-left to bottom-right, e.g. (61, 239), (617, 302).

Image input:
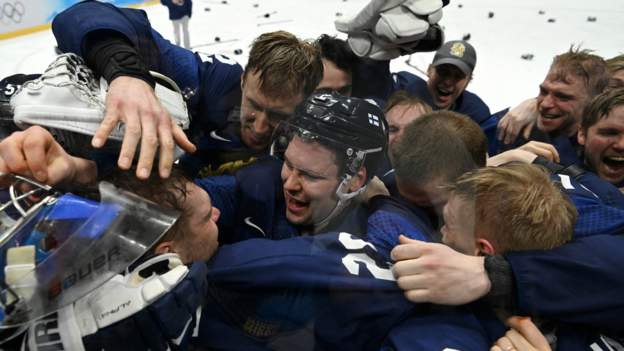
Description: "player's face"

(315, 58), (352, 96)
(386, 103), (428, 148)
(177, 182), (221, 263)
(536, 71), (589, 135)
(396, 177), (449, 210)
(440, 194), (478, 256)
(281, 136), (342, 227)
(426, 64), (470, 110)
(578, 105), (624, 185)
(240, 71), (303, 150)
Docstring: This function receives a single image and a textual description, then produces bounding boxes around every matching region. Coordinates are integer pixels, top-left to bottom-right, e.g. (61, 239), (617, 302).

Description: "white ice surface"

(1, 0), (623, 112)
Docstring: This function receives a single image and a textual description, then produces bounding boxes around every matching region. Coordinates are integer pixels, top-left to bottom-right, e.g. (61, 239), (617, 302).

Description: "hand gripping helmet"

(273, 92), (388, 179)
(0, 173), (178, 334)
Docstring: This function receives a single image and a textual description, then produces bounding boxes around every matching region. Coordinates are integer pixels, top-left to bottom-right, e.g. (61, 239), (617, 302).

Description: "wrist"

(71, 157), (98, 186)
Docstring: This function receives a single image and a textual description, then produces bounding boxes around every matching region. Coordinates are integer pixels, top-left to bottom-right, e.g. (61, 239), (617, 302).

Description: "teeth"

(605, 156), (624, 162)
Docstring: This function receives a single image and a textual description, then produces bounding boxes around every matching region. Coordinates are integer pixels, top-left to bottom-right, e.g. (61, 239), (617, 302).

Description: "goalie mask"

(271, 92), (388, 230)
(0, 173), (179, 330)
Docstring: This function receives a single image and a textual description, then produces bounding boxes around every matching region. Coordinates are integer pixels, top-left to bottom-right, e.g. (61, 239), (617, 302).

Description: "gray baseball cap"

(431, 40), (476, 76)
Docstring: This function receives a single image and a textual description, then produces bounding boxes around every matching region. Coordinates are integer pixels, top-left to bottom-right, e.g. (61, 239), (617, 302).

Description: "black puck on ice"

(521, 53), (534, 60)
(221, 0), (227, 4)
(538, 10), (545, 15)
(253, 3), (259, 7)
(204, 7), (210, 11)
(547, 18), (556, 23)
(587, 16), (597, 22)
(488, 11), (494, 18)
(234, 49), (243, 55)
(336, 12), (343, 17)
(458, 4), (463, 8)
(214, 37), (221, 42)
(264, 13), (270, 18)
(462, 33), (471, 41)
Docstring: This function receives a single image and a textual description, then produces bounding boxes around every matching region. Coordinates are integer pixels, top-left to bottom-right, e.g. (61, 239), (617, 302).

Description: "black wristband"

(532, 156), (564, 174)
(483, 254), (517, 312)
(84, 31), (155, 88)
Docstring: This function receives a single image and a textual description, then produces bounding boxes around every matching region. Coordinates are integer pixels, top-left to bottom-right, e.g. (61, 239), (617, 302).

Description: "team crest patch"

(450, 43), (466, 58)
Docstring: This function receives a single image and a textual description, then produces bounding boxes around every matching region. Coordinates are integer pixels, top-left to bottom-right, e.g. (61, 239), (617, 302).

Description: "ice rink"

(0, 0), (623, 112)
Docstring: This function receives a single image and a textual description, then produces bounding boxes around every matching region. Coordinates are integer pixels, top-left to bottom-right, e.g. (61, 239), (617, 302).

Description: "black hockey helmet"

(272, 92), (388, 178)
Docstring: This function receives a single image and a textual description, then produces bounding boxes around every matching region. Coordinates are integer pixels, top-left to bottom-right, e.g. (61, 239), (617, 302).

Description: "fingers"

(522, 121), (536, 141)
(519, 141), (560, 163)
(93, 102), (119, 149)
(157, 111), (175, 179)
(391, 236), (426, 261)
(506, 317), (551, 350)
(172, 123), (196, 153)
(22, 130), (54, 182)
(493, 335), (516, 351)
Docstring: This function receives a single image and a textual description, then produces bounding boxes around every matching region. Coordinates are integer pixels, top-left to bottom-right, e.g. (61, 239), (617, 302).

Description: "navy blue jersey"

(551, 173), (624, 237)
(392, 71), (492, 126)
(193, 232), (493, 351)
(52, 0), (242, 135)
(493, 120), (582, 167)
(161, 0), (192, 20)
(196, 156), (436, 255)
(506, 234), (624, 332)
(180, 121), (263, 178)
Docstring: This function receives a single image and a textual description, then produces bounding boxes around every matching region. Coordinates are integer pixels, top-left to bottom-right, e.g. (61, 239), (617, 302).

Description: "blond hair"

(245, 31), (323, 100)
(447, 163), (576, 252)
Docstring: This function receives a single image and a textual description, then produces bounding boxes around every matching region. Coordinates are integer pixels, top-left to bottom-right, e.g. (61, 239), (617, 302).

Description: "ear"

(476, 238), (496, 256)
(577, 127), (586, 146)
(154, 241), (174, 255)
(240, 72), (245, 91)
(348, 167), (368, 192)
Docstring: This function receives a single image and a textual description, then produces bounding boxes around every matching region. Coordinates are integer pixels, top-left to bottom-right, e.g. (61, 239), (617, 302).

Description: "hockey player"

(0, 119), (492, 351)
(495, 47), (611, 166)
(442, 163), (624, 350)
(50, 0), (322, 179)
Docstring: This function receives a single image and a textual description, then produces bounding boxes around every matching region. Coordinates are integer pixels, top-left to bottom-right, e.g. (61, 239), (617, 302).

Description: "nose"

(614, 135), (624, 150)
(539, 93), (555, 110)
(252, 111), (271, 137)
(282, 168), (301, 192)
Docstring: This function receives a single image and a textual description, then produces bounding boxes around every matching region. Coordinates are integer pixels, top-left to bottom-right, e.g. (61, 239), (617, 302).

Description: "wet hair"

(549, 46), (610, 98)
(581, 88), (624, 131)
(245, 31), (323, 100)
(316, 34), (357, 75)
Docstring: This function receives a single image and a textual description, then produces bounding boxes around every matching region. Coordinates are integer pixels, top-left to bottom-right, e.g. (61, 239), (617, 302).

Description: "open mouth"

(285, 193), (308, 213)
(540, 113), (562, 120)
(603, 155), (624, 169)
(436, 87), (454, 97)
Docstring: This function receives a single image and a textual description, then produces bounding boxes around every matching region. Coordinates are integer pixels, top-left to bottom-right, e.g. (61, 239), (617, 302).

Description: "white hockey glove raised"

(335, 0), (445, 60)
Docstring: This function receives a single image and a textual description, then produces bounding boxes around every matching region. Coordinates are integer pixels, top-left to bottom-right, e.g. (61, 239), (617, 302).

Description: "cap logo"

(449, 43), (466, 58)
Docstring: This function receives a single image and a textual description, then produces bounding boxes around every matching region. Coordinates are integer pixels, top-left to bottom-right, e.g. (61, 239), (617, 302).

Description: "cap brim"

(432, 58), (472, 76)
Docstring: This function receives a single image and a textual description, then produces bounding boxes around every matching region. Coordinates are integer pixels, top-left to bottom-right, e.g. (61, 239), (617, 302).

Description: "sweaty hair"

(581, 88), (624, 131)
(101, 168), (191, 245)
(606, 54), (624, 74)
(384, 90), (433, 114)
(549, 46), (610, 98)
(447, 163), (576, 252)
(392, 111), (487, 187)
(245, 31), (323, 100)
(316, 34), (357, 75)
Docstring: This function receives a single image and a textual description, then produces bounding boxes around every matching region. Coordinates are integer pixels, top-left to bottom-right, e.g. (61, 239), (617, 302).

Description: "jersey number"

(338, 232), (394, 281)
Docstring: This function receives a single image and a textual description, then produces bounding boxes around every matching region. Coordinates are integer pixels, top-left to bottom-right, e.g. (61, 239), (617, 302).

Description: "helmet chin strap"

(312, 174), (367, 234)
